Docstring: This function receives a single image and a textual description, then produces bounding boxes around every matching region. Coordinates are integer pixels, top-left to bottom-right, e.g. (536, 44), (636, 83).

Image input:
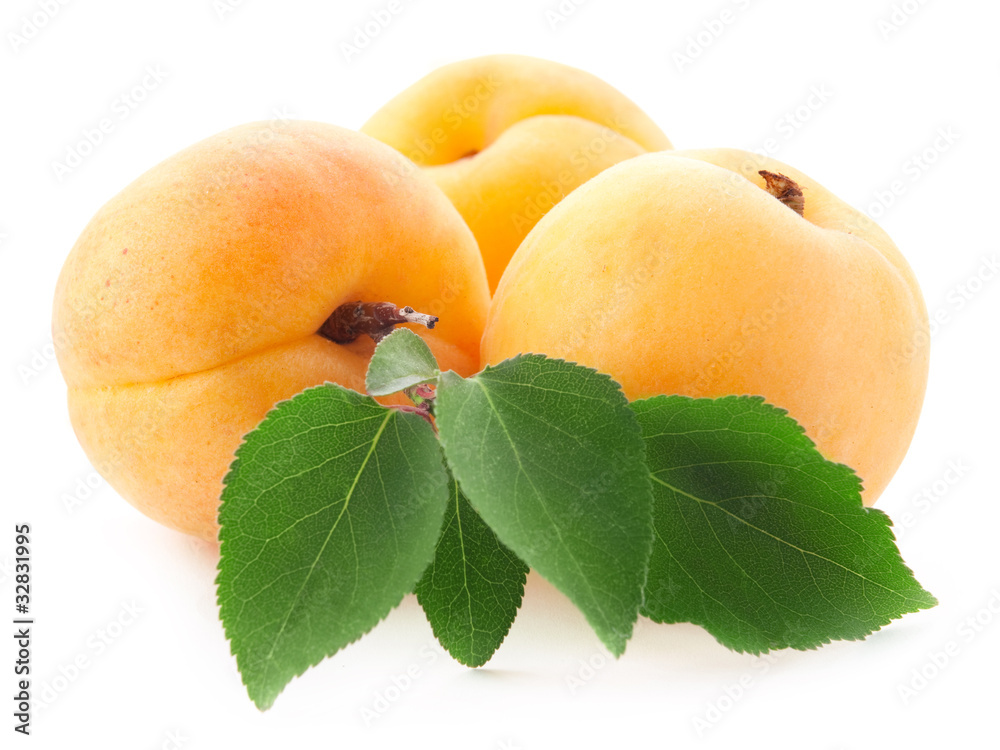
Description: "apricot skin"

(362, 55), (671, 293)
(53, 121), (490, 540)
(425, 115), (648, 294)
(483, 149), (929, 504)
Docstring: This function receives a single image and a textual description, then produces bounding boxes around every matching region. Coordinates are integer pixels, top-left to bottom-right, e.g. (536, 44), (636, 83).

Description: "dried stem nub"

(759, 170), (805, 217)
(318, 301), (438, 344)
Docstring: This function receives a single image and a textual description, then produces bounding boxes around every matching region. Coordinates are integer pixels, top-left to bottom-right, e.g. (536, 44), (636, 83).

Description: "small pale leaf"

(366, 328), (440, 397)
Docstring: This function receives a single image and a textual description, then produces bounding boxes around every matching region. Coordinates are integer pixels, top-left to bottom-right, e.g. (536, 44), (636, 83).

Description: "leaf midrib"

(472, 377), (606, 635)
(650, 473), (927, 603)
(259, 408), (395, 676)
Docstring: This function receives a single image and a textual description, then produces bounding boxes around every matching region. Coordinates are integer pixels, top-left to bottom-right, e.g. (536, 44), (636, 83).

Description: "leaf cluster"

(215, 330), (935, 710)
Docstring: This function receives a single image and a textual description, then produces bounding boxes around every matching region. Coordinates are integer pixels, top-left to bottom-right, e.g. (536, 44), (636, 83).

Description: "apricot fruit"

(483, 149), (929, 504)
(53, 120), (490, 540)
(361, 54), (672, 293)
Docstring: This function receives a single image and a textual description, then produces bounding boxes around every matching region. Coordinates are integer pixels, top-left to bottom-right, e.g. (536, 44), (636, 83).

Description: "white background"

(3, 0), (998, 747)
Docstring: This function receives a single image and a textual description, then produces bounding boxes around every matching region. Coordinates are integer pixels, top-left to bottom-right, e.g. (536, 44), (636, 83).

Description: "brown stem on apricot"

(318, 301), (438, 344)
(759, 170), (805, 217)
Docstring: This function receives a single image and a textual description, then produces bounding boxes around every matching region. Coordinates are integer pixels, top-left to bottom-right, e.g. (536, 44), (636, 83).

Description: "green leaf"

(435, 355), (653, 656)
(415, 470), (529, 667)
(365, 328), (440, 396)
(633, 394), (937, 653)
(216, 384), (448, 710)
